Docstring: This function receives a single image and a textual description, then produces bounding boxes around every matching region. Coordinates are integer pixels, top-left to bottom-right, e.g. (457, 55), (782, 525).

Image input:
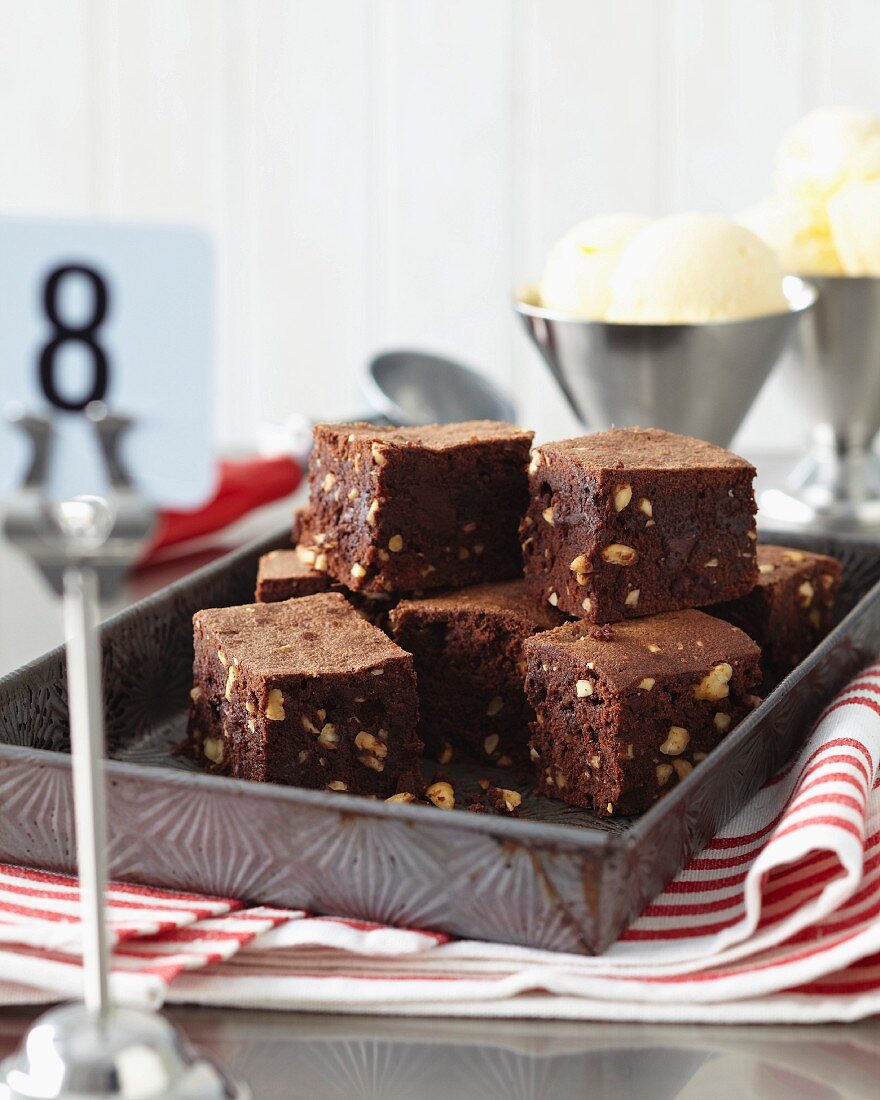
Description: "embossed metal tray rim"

(0, 735), (619, 850)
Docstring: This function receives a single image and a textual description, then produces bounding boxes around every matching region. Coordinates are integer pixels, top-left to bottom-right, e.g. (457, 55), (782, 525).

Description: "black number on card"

(38, 264), (110, 412)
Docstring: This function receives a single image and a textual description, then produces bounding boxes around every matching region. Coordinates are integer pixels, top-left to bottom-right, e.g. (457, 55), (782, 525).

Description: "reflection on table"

(2, 1008), (869, 1100)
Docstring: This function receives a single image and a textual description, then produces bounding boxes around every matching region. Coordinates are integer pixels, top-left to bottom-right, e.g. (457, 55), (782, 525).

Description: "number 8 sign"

(0, 216), (214, 508)
(39, 264), (110, 413)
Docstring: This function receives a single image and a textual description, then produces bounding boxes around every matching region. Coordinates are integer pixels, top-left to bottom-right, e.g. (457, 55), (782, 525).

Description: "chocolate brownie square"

(707, 544), (842, 684)
(523, 609), (762, 816)
(296, 421), (533, 594)
(389, 579), (565, 766)
(521, 428), (758, 623)
(186, 592), (421, 797)
(255, 548), (330, 602)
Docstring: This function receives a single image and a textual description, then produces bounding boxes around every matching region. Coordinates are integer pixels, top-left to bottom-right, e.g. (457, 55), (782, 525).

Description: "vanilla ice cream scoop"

(606, 213), (788, 324)
(539, 213), (650, 318)
(737, 193), (844, 275)
(775, 106), (880, 201)
(828, 179), (880, 275)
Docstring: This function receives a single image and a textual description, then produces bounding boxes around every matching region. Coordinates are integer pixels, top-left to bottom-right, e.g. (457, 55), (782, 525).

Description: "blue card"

(0, 216), (214, 508)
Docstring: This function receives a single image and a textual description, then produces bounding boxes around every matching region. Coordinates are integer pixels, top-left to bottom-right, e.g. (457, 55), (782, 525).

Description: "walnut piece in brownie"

(388, 579), (565, 766)
(521, 428), (758, 623)
(523, 609), (762, 816)
(255, 548), (330, 602)
(706, 544), (842, 685)
(296, 421), (533, 594)
(186, 592), (421, 796)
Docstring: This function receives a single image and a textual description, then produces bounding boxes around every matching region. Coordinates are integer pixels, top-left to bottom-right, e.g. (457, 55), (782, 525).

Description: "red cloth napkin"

(140, 455), (303, 565)
(0, 661), (879, 1022)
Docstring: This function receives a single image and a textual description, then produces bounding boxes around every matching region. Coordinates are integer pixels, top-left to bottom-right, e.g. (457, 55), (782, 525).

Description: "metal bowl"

(761, 276), (880, 533)
(514, 276), (816, 447)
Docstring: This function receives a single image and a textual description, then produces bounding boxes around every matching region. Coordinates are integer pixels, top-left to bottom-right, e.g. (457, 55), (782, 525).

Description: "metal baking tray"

(0, 527), (878, 954)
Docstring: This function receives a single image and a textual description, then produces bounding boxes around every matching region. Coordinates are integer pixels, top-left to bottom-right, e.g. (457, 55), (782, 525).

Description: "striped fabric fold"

(0, 661), (879, 1022)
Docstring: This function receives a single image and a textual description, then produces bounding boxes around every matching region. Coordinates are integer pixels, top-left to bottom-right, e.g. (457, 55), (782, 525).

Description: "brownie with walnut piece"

(388, 579), (566, 767)
(186, 592), (421, 797)
(706, 544), (843, 685)
(523, 609), (762, 816)
(255, 547), (397, 626)
(521, 428), (758, 624)
(295, 421), (533, 595)
(255, 548), (330, 603)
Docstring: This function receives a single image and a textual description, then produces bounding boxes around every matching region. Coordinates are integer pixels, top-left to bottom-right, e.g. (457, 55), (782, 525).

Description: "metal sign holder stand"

(0, 404), (247, 1099)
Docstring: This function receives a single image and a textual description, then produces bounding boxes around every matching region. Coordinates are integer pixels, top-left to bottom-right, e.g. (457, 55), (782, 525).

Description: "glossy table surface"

(0, 484), (877, 1100)
(0, 1007), (877, 1099)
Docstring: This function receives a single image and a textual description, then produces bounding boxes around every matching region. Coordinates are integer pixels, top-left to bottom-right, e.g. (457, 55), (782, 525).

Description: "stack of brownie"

(186, 421), (842, 818)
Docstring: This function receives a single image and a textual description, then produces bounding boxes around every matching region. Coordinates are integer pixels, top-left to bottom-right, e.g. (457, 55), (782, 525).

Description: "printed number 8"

(38, 264), (110, 412)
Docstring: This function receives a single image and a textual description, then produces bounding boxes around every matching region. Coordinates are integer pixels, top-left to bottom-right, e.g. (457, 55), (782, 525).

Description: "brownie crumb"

(467, 785), (523, 816)
(590, 625), (615, 642)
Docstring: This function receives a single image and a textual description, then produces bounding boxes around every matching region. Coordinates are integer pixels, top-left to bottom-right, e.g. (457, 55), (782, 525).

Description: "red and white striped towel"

(1, 661), (879, 1023)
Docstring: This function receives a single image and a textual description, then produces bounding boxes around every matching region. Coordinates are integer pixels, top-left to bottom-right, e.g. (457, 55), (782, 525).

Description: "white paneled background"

(2, 0), (880, 456)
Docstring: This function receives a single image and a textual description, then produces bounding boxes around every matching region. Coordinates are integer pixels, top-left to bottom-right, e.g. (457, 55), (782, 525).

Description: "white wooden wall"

(2, 0), (880, 455)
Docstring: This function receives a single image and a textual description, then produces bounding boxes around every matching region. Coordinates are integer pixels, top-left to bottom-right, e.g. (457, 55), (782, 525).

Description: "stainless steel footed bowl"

(514, 276), (816, 447)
